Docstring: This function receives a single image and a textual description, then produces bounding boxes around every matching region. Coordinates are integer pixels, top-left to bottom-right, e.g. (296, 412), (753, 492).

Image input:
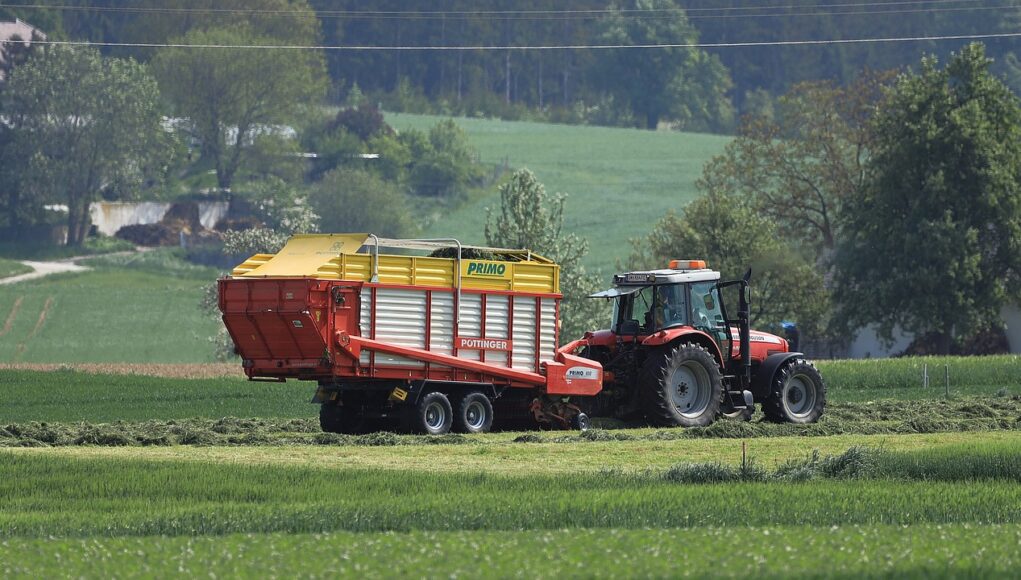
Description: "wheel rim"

(464, 400), (487, 430)
(424, 401), (446, 430)
(669, 361), (712, 418)
(784, 374), (817, 418)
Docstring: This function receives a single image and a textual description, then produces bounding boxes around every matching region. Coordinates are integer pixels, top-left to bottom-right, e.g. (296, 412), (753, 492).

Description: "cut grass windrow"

(3, 525), (1021, 579)
(2, 396), (1018, 448)
(2, 445), (1021, 538)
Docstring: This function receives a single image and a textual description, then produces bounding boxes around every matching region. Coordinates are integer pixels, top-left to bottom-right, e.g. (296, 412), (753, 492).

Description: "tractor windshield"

(609, 283), (689, 334)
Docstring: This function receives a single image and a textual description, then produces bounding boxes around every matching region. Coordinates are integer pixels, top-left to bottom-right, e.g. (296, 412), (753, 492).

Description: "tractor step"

(726, 389), (754, 409)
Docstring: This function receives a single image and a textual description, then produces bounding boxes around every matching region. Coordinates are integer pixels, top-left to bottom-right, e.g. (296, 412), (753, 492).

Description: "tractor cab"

(590, 260), (748, 368)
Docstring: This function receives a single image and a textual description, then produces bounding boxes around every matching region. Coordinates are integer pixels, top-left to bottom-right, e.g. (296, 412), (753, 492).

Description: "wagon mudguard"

(751, 352), (803, 400)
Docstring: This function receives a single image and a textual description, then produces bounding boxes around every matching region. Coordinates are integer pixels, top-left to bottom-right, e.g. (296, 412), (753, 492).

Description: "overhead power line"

(0, 0), (1010, 21)
(4, 31), (1021, 51)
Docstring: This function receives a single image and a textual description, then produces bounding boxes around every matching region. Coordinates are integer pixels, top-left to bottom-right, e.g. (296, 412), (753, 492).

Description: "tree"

(484, 169), (607, 340)
(698, 71), (895, 260)
(152, 23), (326, 191)
(635, 189), (829, 337)
(595, 0), (732, 130)
(2, 46), (170, 246)
(833, 43), (1021, 353)
(310, 168), (414, 238)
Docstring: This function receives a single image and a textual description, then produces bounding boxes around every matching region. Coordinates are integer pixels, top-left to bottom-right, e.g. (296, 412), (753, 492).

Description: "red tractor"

(564, 260), (826, 426)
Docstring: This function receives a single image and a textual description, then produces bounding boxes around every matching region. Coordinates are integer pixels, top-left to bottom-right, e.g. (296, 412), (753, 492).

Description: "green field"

(1, 525), (1017, 579)
(388, 114), (730, 273)
(0, 258), (32, 279)
(0, 250), (220, 364)
(2, 440), (1021, 577)
(4, 362), (1021, 577)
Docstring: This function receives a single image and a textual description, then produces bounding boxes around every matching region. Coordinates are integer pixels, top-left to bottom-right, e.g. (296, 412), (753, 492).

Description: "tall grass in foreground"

(3, 526), (1020, 579)
(2, 445), (1021, 538)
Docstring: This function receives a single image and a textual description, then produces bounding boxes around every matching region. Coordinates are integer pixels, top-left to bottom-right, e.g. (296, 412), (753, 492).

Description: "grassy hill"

(388, 114), (731, 274)
(0, 251), (220, 364)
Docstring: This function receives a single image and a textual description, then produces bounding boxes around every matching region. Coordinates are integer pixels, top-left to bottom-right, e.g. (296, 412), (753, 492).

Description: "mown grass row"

(3, 525), (1020, 579)
(2, 396), (1019, 448)
(2, 444), (1021, 538)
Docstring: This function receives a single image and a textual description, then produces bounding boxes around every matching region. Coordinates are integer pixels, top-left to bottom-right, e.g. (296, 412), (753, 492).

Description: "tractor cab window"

(608, 284), (688, 334)
(690, 281), (723, 333)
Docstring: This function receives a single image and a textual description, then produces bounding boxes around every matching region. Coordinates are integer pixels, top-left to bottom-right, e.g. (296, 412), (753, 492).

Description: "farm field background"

(388, 114), (730, 273)
(1, 117), (1019, 577)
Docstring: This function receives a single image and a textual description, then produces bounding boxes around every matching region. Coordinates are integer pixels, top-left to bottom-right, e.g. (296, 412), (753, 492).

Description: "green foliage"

(699, 71), (895, 258)
(407, 119), (484, 197)
(636, 189), (829, 336)
(152, 23), (327, 190)
(834, 44), (1021, 352)
(595, 0), (733, 130)
(484, 169), (607, 340)
(1, 46), (172, 246)
(235, 177), (319, 236)
(310, 168), (414, 238)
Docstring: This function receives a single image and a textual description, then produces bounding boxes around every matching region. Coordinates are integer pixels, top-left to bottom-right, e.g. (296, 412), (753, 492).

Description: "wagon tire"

(762, 359), (826, 424)
(404, 391), (454, 435)
(640, 343), (723, 427)
(453, 391), (494, 434)
(319, 403), (367, 434)
(571, 412), (590, 431)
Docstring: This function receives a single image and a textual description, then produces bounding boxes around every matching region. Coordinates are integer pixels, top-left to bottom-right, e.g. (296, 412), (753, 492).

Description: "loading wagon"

(218, 234), (602, 434)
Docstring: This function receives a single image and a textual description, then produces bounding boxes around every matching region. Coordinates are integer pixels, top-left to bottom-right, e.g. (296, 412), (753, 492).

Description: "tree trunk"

(66, 199), (89, 247)
(646, 111), (659, 130)
(936, 330), (954, 355)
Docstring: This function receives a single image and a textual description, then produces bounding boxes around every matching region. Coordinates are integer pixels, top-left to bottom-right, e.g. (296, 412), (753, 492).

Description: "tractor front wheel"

(641, 343), (723, 427)
(762, 359), (826, 423)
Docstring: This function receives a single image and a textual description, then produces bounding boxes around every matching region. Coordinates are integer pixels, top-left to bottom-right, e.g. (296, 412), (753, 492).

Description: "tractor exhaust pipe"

(739, 269), (752, 386)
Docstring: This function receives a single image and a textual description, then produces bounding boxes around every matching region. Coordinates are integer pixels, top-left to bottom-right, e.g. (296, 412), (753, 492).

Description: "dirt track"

(0, 363), (244, 379)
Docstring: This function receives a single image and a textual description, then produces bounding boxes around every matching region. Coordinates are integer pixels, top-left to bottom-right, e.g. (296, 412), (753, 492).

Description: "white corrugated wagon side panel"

(485, 295), (510, 368)
(458, 293), (482, 362)
(540, 298), (558, 363)
(359, 287), (372, 366)
(429, 291), (454, 370)
(511, 298), (537, 372)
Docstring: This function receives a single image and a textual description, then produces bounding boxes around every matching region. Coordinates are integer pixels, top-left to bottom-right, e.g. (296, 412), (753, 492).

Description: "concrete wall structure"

(88, 201), (229, 236)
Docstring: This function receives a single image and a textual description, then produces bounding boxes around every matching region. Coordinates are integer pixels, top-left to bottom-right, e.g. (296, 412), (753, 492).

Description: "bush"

(310, 168), (414, 237)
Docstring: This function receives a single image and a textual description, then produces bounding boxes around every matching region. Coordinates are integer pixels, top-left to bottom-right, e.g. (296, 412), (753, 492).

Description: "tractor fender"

(751, 352), (804, 400)
(642, 328), (725, 368)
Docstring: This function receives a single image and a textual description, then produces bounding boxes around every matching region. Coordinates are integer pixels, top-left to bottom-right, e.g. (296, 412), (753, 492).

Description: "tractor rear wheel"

(319, 403), (367, 434)
(762, 359), (826, 423)
(404, 391), (454, 435)
(640, 343), (723, 427)
(453, 391), (494, 434)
